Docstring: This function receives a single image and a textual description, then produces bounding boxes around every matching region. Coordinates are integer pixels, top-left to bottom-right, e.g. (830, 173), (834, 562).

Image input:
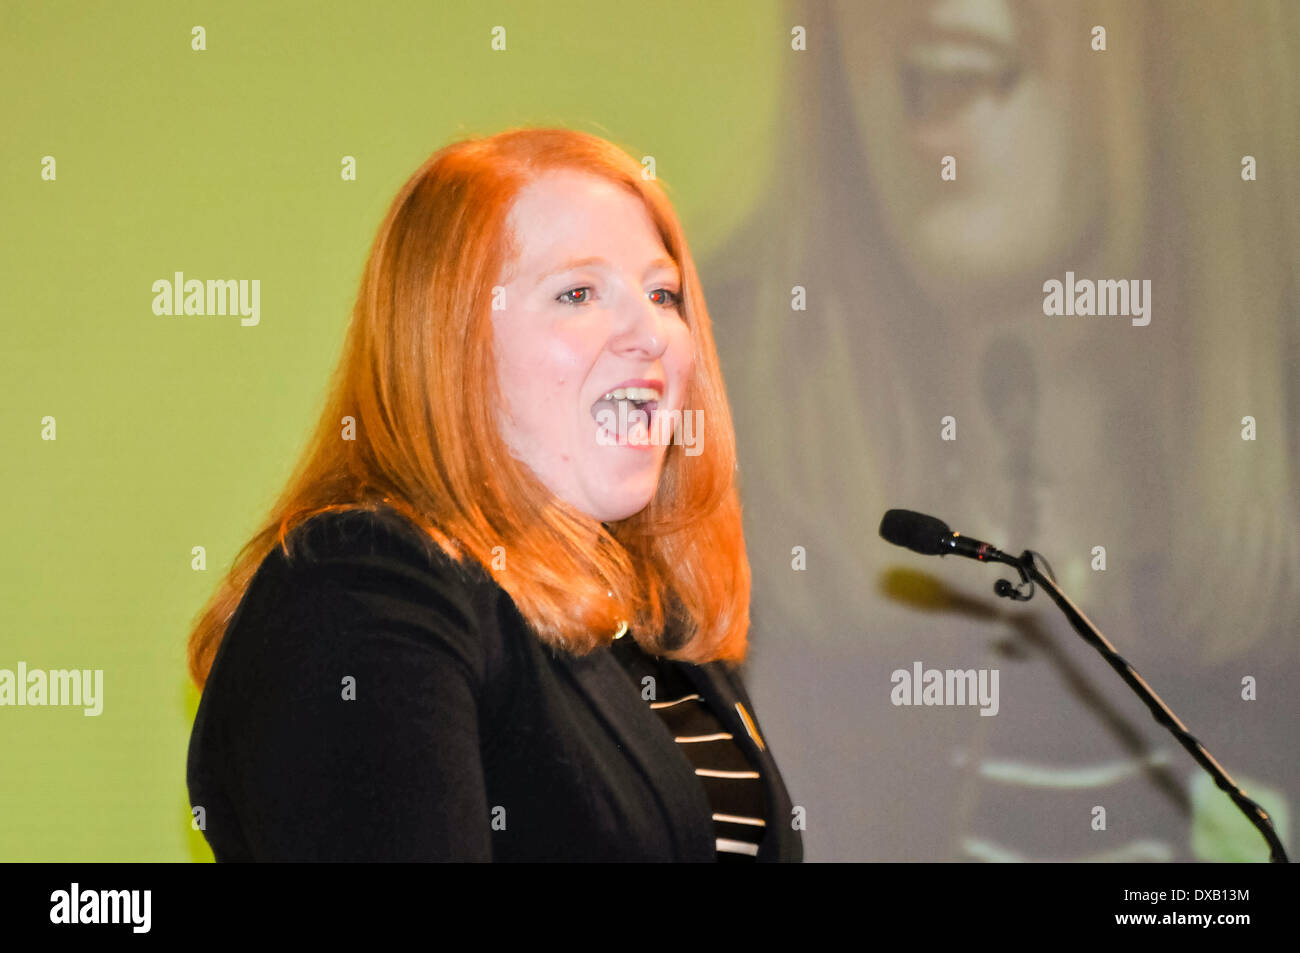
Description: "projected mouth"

(899, 41), (1022, 121)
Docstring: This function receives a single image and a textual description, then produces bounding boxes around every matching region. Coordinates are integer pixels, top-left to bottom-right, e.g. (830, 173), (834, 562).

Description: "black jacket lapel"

(670, 659), (804, 862)
(552, 646), (717, 861)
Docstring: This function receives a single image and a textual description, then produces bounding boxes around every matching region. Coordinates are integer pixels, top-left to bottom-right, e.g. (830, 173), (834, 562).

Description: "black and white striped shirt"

(609, 632), (768, 861)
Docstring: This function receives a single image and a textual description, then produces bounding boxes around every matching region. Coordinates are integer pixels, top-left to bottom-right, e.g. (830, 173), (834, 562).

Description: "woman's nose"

(611, 293), (669, 357)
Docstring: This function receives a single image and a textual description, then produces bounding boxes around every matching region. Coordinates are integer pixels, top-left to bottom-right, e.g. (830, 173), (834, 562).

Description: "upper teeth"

(903, 42), (1014, 76)
(603, 387), (659, 402)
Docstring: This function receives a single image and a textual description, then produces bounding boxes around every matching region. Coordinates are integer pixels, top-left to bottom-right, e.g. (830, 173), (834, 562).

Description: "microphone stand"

(988, 549), (1289, 863)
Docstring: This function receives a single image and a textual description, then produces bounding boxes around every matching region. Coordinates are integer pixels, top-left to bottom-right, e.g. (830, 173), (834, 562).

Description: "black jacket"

(187, 507), (803, 862)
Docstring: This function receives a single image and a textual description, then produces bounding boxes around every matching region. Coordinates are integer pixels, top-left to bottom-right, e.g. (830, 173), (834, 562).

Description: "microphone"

(876, 505), (1291, 863)
(878, 508), (1014, 564)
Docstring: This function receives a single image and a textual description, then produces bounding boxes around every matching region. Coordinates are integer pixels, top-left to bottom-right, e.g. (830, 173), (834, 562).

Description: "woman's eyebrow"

(646, 257), (682, 282)
(534, 255), (680, 285)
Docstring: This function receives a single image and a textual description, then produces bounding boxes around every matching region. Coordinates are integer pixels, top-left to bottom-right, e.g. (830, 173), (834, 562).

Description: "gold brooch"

(735, 701), (765, 751)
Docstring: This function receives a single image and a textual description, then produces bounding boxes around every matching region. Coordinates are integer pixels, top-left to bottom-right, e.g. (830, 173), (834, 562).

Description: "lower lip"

(606, 438), (657, 452)
(904, 89), (1008, 157)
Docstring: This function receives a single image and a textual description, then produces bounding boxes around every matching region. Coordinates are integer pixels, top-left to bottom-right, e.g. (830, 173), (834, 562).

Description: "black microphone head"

(879, 509), (951, 556)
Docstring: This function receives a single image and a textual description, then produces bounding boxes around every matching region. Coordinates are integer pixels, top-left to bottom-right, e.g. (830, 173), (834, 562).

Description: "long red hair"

(186, 126), (751, 688)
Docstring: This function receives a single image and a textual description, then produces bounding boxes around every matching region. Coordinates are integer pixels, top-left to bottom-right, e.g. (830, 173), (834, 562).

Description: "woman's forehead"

(505, 178), (671, 280)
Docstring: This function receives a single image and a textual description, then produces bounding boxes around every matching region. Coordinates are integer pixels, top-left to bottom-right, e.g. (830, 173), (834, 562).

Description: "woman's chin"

(581, 475), (660, 524)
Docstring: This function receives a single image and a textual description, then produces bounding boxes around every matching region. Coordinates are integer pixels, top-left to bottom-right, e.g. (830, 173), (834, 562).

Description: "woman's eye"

(557, 286), (682, 310)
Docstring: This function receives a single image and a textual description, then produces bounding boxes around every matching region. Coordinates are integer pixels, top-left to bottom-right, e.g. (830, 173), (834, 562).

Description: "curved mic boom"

(877, 507), (1290, 863)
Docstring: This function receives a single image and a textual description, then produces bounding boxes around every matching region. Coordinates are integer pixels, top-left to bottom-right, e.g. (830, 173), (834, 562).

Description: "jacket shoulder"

(190, 505), (500, 860)
(221, 506), (492, 688)
(280, 506), (473, 577)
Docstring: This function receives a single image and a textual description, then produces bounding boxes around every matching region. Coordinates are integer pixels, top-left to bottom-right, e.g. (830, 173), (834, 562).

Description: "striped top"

(609, 632), (769, 861)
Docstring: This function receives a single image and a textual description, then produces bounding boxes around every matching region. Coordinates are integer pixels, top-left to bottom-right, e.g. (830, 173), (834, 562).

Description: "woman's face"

(491, 169), (695, 523)
(833, 0), (1105, 306)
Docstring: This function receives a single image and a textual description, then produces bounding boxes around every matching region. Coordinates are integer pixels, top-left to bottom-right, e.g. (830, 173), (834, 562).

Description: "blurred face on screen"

(834, 0), (1105, 305)
(491, 169), (694, 523)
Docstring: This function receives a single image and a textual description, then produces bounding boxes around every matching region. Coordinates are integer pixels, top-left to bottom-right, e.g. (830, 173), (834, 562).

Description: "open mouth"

(591, 387), (660, 445)
(899, 41), (1022, 122)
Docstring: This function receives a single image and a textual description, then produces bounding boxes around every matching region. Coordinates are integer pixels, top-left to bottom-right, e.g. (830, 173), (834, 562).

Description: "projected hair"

(715, 0), (1300, 663)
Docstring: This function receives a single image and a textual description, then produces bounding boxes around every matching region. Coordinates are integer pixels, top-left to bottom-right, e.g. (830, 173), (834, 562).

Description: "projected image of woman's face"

(835, 0), (1107, 305)
(490, 169), (695, 523)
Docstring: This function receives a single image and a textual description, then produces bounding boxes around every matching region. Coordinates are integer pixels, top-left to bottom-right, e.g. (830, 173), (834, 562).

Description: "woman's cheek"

(670, 333), (695, 405)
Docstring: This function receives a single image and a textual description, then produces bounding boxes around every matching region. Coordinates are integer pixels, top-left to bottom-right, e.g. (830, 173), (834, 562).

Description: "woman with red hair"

(185, 127), (802, 862)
